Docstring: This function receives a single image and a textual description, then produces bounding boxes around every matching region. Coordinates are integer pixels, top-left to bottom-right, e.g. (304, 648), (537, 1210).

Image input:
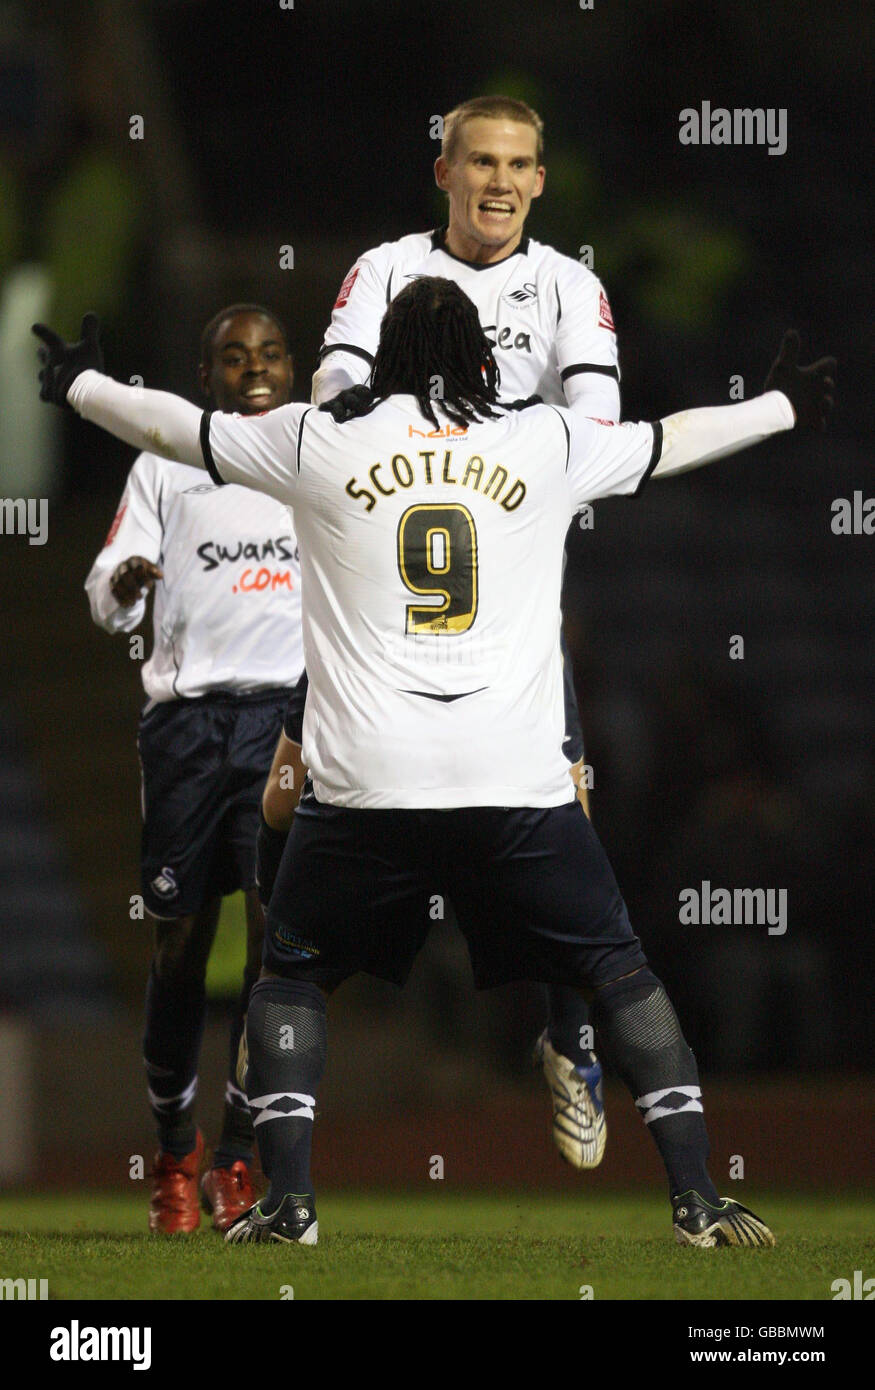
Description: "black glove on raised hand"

(32, 312), (104, 406)
(318, 384), (377, 423)
(764, 330), (836, 431)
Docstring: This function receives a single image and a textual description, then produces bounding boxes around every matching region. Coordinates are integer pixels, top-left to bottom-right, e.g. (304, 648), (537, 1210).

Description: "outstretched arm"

(652, 332), (836, 480)
(32, 316), (306, 503)
(68, 369), (206, 469)
(563, 332), (836, 509)
(33, 313), (205, 467)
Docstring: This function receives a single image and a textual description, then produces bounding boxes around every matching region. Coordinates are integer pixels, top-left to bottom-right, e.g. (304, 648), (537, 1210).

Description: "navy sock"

(592, 968), (719, 1204)
(213, 969), (257, 1169)
(143, 963), (205, 1157)
(545, 984), (594, 1063)
(245, 977), (327, 1213)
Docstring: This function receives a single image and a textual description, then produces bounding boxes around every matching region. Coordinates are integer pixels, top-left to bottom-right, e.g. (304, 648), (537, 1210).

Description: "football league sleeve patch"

(555, 267), (621, 416)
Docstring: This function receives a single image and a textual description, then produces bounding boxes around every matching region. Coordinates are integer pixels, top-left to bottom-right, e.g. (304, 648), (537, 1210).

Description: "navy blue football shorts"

(137, 689), (288, 918)
(281, 635), (584, 764)
(263, 797), (646, 990)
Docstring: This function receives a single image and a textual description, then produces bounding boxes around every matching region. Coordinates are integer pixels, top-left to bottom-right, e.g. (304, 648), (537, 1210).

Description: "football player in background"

(37, 284), (833, 1246)
(259, 94), (620, 1173)
(84, 305), (306, 1232)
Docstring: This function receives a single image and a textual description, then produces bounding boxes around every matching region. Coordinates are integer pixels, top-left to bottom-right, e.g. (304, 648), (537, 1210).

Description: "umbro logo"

(182, 484), (219, 494)
(504, 282), (537, 306)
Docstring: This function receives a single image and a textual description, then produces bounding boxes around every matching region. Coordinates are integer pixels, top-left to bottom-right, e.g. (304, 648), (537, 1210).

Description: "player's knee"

(247, 977), (328, 1068)
(592, 964), (662, 1016)
(592, 967), (696, 1083)
(153, 916), (208, 985)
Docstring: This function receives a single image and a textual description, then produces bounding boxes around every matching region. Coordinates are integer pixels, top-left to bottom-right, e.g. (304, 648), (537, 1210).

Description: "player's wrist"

(760, 389), (797, 427)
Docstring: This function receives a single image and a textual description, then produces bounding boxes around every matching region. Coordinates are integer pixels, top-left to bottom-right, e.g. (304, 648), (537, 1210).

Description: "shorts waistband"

(143, 686), (292, 713)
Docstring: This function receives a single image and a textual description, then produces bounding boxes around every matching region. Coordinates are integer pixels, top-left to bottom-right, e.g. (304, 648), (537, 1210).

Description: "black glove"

(32, 312), (104, 406)
(764, 330), (836, 431)
(319, 384), (377, 423)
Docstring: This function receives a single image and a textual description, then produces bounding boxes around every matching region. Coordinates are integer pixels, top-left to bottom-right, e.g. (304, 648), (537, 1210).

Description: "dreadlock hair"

(199, 303), (291, 369)
(370, 276), (501, 429)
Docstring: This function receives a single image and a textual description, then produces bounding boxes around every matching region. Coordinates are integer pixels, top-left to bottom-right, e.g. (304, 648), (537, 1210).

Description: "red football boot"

(201, 1160), (257, 1232)
(148, 1131), (204, 1234)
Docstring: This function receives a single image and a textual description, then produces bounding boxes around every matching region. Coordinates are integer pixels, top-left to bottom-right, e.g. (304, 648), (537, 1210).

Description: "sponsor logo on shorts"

(151, 868), (179, 900)
(275, 925), (320, 959)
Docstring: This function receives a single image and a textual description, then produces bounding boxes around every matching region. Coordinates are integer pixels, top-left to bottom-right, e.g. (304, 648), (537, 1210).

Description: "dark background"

(0, 0), (872, 1166)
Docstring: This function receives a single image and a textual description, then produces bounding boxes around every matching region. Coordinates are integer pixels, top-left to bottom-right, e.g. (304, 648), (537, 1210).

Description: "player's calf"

(242, 976), (327, 1222)
(212, 890), (263, 1174)
(591, 966), (728, 1222)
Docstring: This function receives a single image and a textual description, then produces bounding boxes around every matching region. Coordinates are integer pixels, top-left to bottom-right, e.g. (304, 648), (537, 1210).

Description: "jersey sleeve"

(316, 247), (393, 380)
(557, 406), (662, 510)
(84, 454), (164, 633)
(202, 402), (312, 503)
(554, 262), (621, 420)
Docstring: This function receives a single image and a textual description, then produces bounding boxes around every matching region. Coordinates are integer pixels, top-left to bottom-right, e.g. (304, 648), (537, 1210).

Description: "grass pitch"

(0, 1191), (871, 1301)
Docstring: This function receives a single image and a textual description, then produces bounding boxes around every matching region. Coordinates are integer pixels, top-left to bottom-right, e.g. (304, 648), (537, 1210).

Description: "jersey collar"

(430, 225), (530, 269)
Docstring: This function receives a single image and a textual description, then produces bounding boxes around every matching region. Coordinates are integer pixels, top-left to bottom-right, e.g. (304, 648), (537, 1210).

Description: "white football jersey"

(318, 229), (620, 417)
(85, 452), (304, 701)
(203, 397), (660, 808)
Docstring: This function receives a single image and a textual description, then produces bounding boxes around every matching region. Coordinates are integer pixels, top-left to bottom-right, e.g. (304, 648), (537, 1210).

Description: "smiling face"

(200, 311), (294, 414)
(434, 117), (545, 265)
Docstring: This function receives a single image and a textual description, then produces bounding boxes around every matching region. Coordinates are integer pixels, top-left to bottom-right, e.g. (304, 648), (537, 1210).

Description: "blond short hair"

(442, 95), (544, 165)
